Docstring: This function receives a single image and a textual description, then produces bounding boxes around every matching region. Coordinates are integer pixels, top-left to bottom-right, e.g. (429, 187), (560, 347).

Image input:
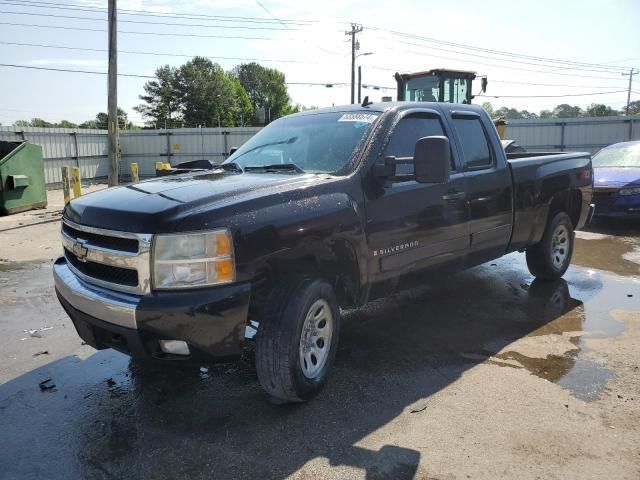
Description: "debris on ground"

(32, 350), (49, 357)
(22, 326), (54, 338)
(38, 379), (56, 391)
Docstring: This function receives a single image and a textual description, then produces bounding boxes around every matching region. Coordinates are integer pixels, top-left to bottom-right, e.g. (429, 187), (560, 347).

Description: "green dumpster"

(0, 141), (48, 215)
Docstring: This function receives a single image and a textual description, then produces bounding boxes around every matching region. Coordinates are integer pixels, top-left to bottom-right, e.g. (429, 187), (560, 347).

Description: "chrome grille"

(61, 218), (152, 295)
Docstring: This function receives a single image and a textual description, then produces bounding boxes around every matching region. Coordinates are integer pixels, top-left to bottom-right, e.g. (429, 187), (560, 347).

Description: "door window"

(443, 78), (470, 104)
(383, 114), (447, 174)
(451, 118), (493, 169)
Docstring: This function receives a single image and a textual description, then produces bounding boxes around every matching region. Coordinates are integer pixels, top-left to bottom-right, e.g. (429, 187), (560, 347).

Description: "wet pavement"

(1, 224), (639, 479)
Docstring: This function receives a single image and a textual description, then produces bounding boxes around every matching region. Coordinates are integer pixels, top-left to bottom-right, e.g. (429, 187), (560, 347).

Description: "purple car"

(592, 141), (640, 219)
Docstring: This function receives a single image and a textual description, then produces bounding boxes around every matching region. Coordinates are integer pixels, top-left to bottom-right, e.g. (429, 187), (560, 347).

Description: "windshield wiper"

(244, 163), (305, 173)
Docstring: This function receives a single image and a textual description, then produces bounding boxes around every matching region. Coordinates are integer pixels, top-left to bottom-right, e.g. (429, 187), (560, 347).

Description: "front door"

(363, 110), (469, 284)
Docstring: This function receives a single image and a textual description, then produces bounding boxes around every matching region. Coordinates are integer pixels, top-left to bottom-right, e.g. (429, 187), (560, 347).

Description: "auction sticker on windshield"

(338, 113), (378, 123)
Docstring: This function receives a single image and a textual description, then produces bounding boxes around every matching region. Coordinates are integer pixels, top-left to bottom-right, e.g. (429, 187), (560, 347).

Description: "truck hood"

(64, 170), (324, 233)
(594, 167), (640, 188)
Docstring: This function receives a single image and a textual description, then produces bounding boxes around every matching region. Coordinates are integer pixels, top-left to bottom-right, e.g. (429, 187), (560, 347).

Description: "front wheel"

(526, 212), (574, 280)
(255, 278), (340, 402)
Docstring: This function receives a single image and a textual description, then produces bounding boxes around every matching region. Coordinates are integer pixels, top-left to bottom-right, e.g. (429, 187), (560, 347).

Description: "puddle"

(478, 274), (639, 402)
(573, 235), (640, 277)
(573, 225), (640, 277)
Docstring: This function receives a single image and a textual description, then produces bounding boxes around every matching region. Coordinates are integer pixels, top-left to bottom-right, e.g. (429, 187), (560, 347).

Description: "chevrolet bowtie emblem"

(72, 239), (89, 262)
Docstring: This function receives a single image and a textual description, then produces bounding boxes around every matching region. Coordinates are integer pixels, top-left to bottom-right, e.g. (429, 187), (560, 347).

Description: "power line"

(254, 0), (297, 29)
(0, 9), (305, 30)
(0, 62), (154, 78)
(370, 35), (631, 80)
(0, 0), (316, 25)
(3, 0), (631, 78)
(0, 63), (621, 94)
(0, 21), (280, 40)
(374, 43), (629, 82)
(477, 90), (627, 99)
(0, 62), (397, 88)
(368, 27), (635, 73)
(1, 41), (628, 92)
(0, 41), (319, 65)
(253, 0), (342, 56)
(490, 79), (621, 89)
(5, 0), (635, 75)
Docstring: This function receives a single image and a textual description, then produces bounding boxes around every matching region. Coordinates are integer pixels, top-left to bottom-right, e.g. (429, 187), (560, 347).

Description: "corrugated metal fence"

(0, 126), (261, 186)
(504, 115), (640, 153)
(2, 115), (639, 186)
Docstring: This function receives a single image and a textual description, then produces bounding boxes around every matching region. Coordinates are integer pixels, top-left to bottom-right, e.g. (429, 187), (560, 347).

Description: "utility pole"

(623, 68), (639, 115)
(107, 0), (119, 187)
(345, 23), (363, 104)
(358, 66), (362, 104)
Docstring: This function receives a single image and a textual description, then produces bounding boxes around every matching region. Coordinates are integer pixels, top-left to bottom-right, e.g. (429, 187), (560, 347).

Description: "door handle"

(441, 191), (465, 201)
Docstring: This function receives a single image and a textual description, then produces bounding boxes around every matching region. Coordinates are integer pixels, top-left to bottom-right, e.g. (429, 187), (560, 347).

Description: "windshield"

(405, 76), (439, 102)
(225, 111), (380, 174)
(593, 143), (640, 168)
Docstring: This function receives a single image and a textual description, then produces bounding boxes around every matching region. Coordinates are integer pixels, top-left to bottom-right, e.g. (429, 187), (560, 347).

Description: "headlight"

(619, 186), (640, 196)
(153, 229), (235, 289)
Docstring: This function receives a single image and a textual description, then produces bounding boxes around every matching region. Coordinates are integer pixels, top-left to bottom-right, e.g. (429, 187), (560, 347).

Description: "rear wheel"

(255, 277), (340, 402)
(526, 212), (574, 280)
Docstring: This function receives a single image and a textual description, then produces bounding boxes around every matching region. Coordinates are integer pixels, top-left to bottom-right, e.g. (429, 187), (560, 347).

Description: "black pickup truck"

(54, 102), (594, 402)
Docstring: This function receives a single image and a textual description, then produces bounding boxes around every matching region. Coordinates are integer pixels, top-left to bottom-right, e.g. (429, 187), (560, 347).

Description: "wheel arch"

(247, 237), (362, 321)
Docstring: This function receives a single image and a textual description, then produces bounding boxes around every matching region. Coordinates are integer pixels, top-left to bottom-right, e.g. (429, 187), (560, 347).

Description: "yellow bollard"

(61, 166), (71, 205)
(131, 162), (140, 182)
(71, 166), (82, 198)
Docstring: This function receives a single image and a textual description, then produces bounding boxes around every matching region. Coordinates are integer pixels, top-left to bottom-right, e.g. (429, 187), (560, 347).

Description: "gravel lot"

(1, 190), (639, 479)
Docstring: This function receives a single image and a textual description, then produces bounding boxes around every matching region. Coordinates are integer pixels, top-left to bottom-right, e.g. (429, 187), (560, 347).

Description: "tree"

(134, 65), (182, 128)
(58, 120), (78, 128)
(233, 62), (294, 123)
(481, 102), (495, 118)
(539, 109), (553, 119)
(177, 57), (251, 127)
(29, 118), (54, 127)
(81, 108), (132, 129)
(626, 100), (640, 115)
(227, 73), (254, 127)
(585, 103), (619, 117)
(552, 104), (583, 118)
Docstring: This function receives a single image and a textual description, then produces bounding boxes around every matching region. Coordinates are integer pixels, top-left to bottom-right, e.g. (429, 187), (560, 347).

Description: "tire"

(255, 277), (340, 402)
(526, 212), (574, 280)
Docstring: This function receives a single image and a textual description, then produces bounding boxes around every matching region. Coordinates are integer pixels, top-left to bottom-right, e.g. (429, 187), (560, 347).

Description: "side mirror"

(413, 136), (451, 184)
(229, 147), (238, 156)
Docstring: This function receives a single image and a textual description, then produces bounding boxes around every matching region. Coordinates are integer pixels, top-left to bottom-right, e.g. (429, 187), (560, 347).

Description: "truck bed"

(507, 152), (592, 251)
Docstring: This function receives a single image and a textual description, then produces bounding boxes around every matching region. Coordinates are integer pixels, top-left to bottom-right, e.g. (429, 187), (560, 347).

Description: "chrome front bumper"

(53, 258), (140, 329)
(55, 256), (253, 360)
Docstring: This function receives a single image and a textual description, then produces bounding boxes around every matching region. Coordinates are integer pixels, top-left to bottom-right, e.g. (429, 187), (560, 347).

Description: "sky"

(0, 0), (639, 126)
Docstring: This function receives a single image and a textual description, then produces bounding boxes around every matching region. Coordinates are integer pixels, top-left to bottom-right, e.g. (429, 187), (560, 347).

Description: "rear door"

(363, 109), (469, 282)
(446, 110), (513, 266)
